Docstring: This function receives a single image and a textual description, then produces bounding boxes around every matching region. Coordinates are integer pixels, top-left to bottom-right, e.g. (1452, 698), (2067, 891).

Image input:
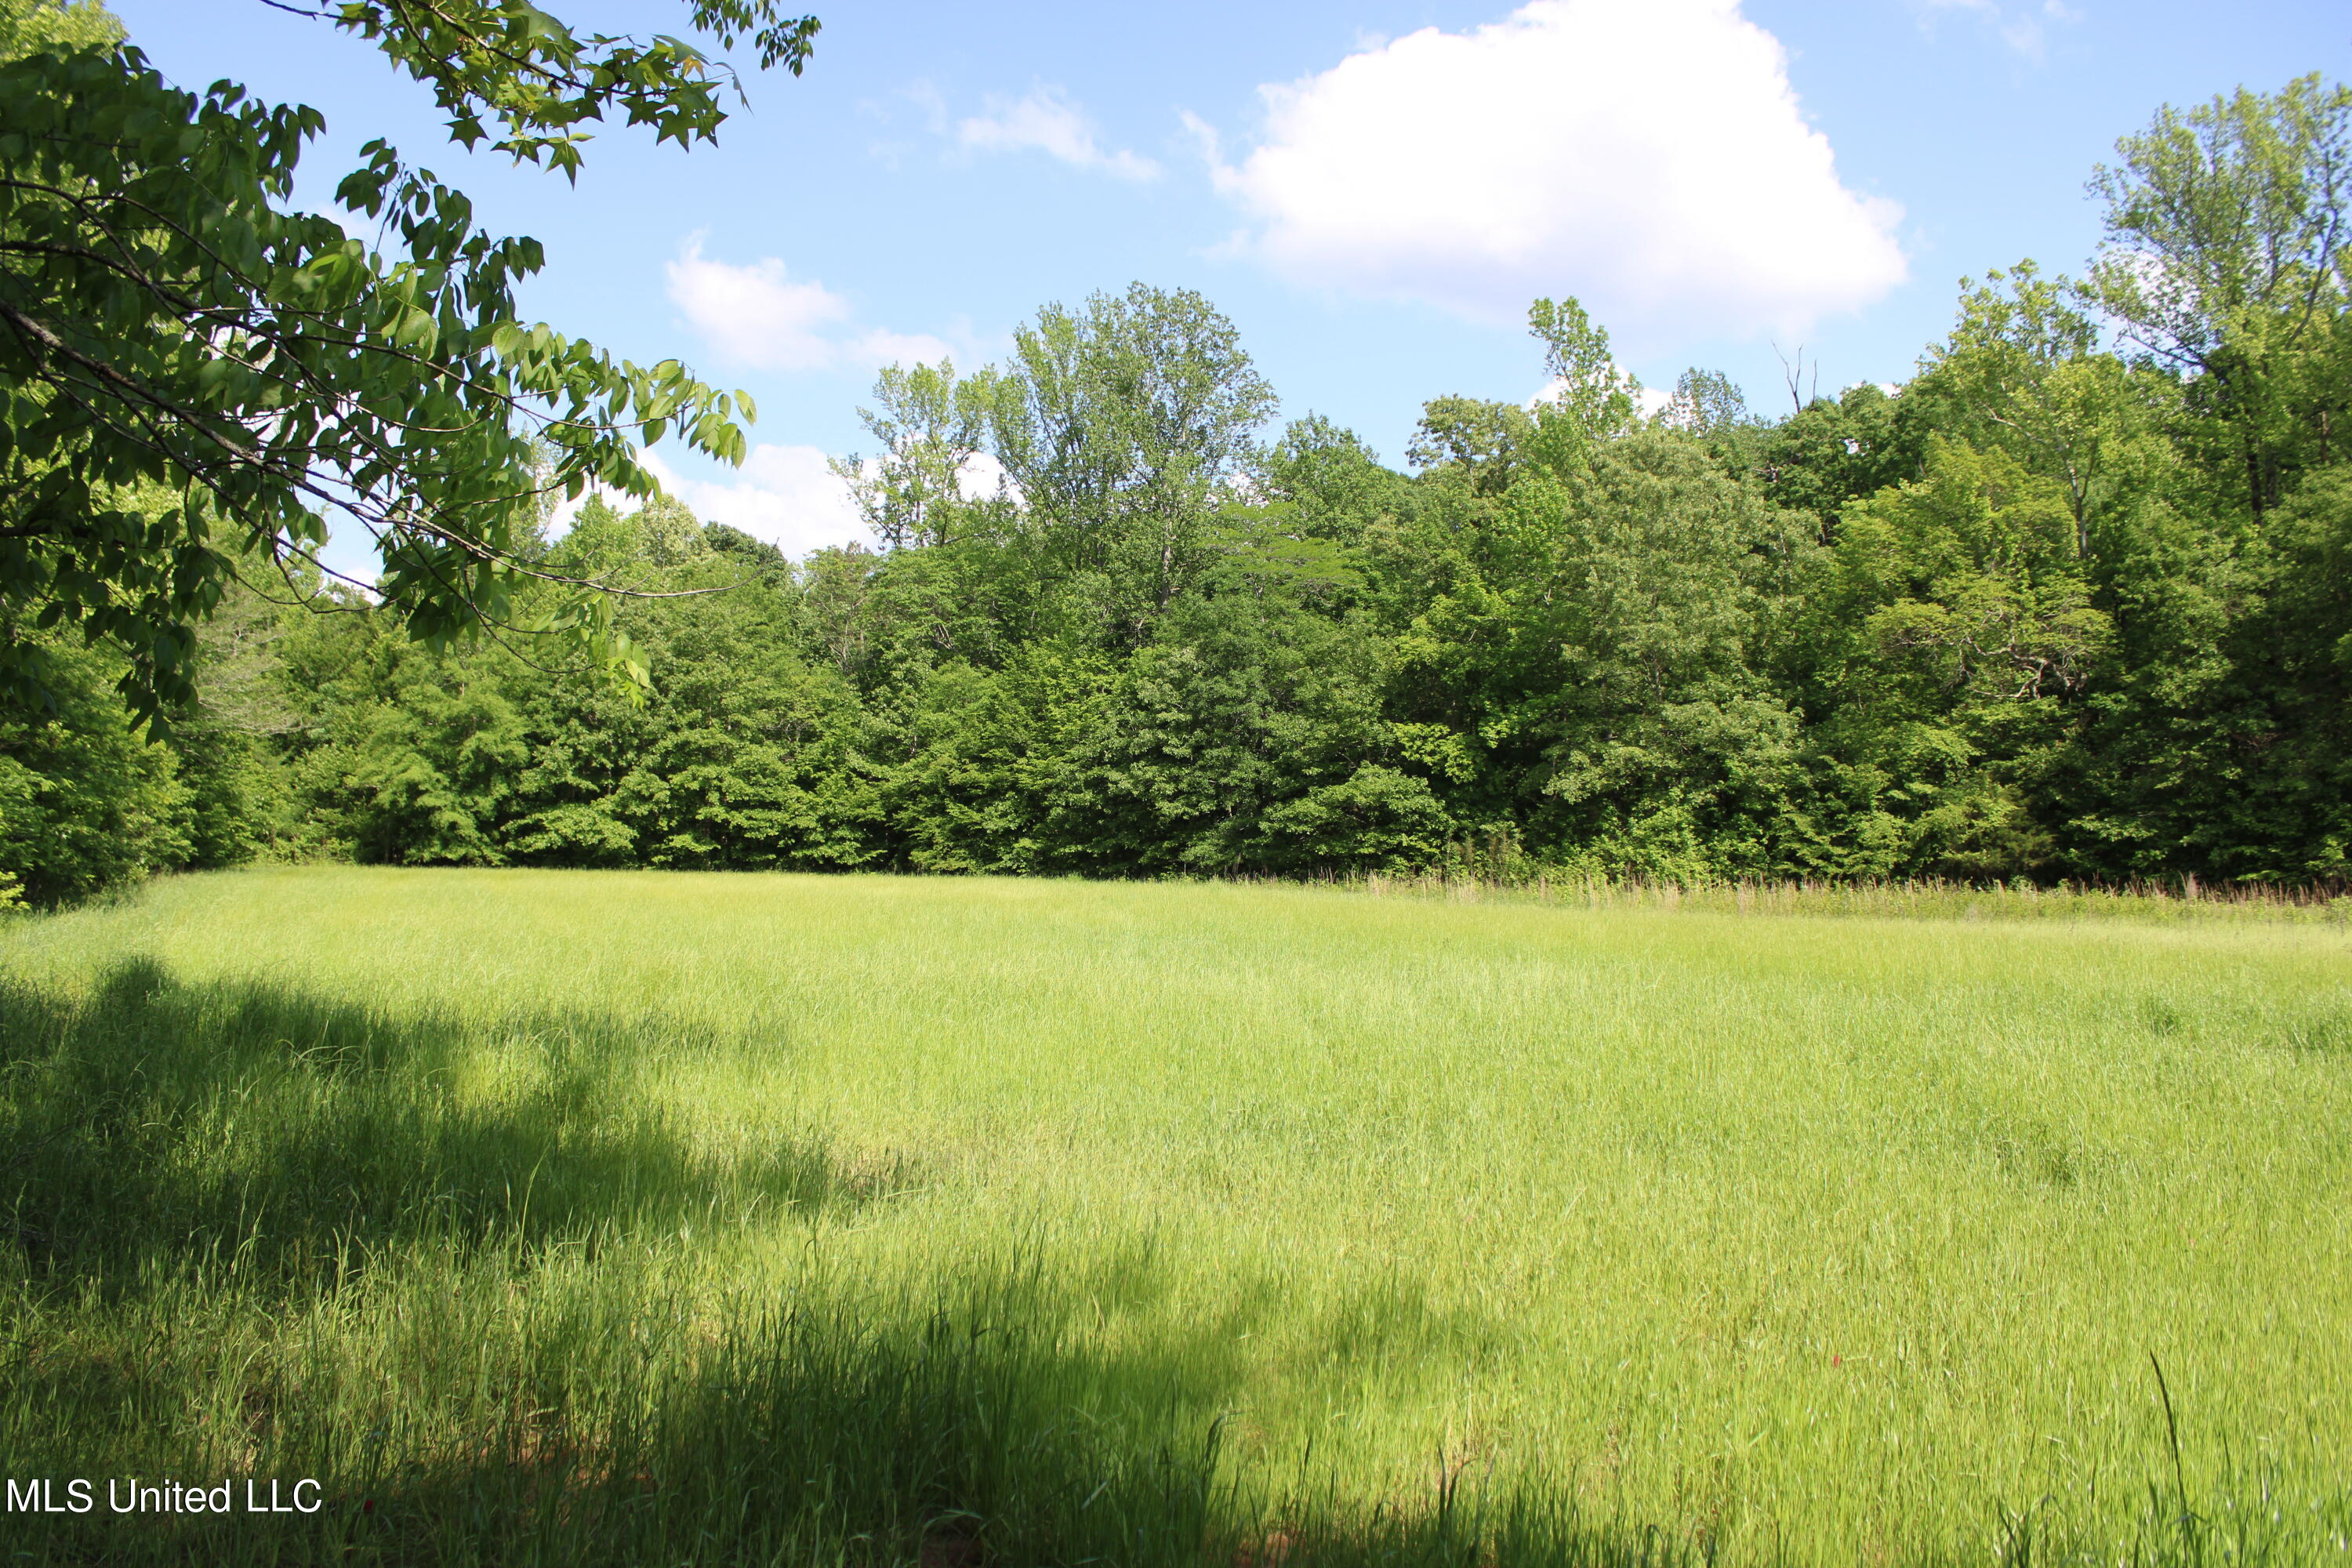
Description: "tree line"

(3, 73), (2347, 905)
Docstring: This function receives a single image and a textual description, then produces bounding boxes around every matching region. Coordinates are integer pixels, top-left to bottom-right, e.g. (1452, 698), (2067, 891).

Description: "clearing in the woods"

(2, 867), (2347, 1565)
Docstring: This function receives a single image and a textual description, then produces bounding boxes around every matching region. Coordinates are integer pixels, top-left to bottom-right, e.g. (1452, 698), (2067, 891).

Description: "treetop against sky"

(104, 0), (2347, 567)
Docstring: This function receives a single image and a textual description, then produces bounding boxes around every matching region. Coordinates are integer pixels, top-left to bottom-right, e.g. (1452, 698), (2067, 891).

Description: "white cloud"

(640, 445), (867, 558)
(573, 446), (1015, 562)
(664, 234), (953, 373)
(1526, 372), (1670, 418)
(1196, 0), (1907, 342)
(1911, 0), (2078, 61)
(952, 450), (1014, 503)
(957, 88), (1160, 180)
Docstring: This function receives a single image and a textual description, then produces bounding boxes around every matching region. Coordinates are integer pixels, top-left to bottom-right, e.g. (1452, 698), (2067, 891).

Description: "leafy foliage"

(0, 0), (807, 724)
(310, 0), (817, 174)
(7, 67), (2352, 902)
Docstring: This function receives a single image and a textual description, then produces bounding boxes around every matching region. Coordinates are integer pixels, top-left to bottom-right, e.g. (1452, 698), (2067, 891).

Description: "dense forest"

(3, 74), (2347, 906)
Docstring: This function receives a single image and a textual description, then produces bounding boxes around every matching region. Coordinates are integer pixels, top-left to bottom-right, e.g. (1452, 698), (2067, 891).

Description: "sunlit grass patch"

(2, 866), (2347, 1565)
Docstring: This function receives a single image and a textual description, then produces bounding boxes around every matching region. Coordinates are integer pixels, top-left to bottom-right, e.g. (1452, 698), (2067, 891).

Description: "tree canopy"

(4, 57), (2348, 902)
(0, 0), (815, 724)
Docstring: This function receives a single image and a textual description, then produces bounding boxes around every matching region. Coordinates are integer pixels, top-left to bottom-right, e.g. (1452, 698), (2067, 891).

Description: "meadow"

(1, 866), (2347, 1566)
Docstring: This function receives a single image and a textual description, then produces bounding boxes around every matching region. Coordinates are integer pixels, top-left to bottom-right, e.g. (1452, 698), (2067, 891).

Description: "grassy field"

(2, 867), (2347, 1566)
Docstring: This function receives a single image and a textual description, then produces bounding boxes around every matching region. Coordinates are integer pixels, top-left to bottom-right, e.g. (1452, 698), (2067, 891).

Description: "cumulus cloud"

(568, 446), (1017, 562)
(1196, 0), (1907, 341)
(634, 445), (868, 558)
(947, 451), (1016, 503)
(664, 235), (953, 373)
(957, 88), (1160, 180)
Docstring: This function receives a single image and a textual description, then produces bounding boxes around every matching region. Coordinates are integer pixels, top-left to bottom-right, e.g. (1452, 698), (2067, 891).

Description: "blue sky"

(112, 0), (2350, 561)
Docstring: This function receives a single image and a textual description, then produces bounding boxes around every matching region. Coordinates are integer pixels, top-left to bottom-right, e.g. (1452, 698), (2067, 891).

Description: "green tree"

(1260, 414), (1403, 543)
(1795, 442), (2108, 877)
(832, 359), (1000, 550)
(0, 637), (191, 901)
(1922, 263), (2169, 555)
(986, 284), (1276, 627)
(1750, 383), (1933, 541)
(0, 0), (113, 57)
(1070, 546), (1422, 874)
(2219, 469), (2352, 874)
(2089, 74), (2352, 520)
(1520, 430), (1804, 876)
(1406, 397), (1534, 497)
(0, 0), (814, 723)
(31, 68), (2341, 897)
(1524, 295), (1642, 473)
(1657, 368), (1752, 440)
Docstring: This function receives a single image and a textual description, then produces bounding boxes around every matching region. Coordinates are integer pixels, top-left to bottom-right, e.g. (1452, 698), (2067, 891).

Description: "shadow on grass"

(0, 957), (900, 1290)
(0, 959), (1701, 1568)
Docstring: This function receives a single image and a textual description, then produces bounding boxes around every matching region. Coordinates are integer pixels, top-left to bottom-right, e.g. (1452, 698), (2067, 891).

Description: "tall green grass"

(1230, 866), (2352, 927)
(2, 867), (2347, 1565)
